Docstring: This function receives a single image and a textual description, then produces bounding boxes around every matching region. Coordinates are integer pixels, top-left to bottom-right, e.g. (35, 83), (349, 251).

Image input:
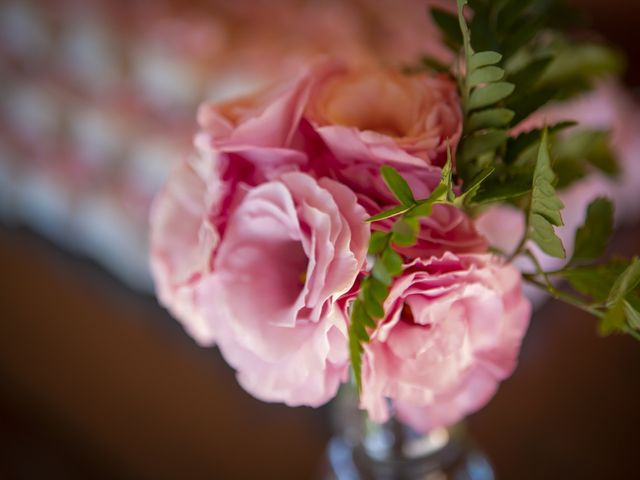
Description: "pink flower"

(149, 135), (305, 343)
(150, 59), (486, 411)
(298, 121), (487, 259)
(197, 62), (330, 150)
(195, 172), (369, 406)
(149, 153), (220, 344)
(360, 253), (531, 432)
(305, 64), (462, 168)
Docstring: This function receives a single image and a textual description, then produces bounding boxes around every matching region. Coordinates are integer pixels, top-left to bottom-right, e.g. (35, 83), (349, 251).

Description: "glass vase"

(322, 385), (494, 480)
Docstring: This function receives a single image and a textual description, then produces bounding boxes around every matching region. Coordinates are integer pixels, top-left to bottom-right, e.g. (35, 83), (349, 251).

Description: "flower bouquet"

(149, 0), (639, 475)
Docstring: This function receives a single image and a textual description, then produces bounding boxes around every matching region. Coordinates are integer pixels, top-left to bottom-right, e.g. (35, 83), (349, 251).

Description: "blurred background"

(0, 0), (639, 478)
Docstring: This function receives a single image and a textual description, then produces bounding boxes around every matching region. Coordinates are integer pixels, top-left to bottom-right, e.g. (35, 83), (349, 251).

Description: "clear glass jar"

(322, 385), (495, 480)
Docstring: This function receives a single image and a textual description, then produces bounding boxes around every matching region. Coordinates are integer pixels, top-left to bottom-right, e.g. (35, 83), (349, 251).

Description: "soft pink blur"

(477, 82), (640, 280)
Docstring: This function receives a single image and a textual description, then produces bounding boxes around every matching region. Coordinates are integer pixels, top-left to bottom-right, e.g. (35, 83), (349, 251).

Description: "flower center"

(401, 302), (415, 324)
(400, 302), (432, 330)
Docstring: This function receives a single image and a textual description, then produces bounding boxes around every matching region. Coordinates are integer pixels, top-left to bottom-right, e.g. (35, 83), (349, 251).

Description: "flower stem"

(522, 274), (604, 318)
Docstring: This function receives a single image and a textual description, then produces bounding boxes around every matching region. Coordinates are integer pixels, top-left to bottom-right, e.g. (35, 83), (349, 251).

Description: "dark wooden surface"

(1, 222), (639, 480)
(0, 226), (328, 480)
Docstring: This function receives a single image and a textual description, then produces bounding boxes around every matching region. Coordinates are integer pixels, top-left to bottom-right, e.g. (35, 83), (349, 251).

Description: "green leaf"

(468, 8), (498, 54)
(560, 260), (629, 301)
(381, 165), (415, 206)
(468, 82), (515, 110)
(626, 291), (640, 313)
(505, 55), (553, 101)
(349, 330), (363, 391)
(356, 291), (379, 326)
(607, 257), (640, 307)
(553, 155), (588, 189)
(455, 166), (495, 206)
(407, 201), (435, 218)
(349, 298), (373, 391)
(495, 0), (535, 32)
(469, 51), (503, 71)
(362, 295), (384, 320)
(624, 300), (640, 331)
(528, 129), (566, 258)
(467, 108), (514, 131)
(420, 56), (452, 74)
(381, 249), (403, 276)
(599, 301), (625, 336)
(367, 278), (388, 303)
(585, 137), (619, 177)
(367, 205), (410, 223)
(372, 261), (392, 286)
(429, 183), (450, 203)
(501, 16), (544, 58)
(571, 197), (613, 263)
(468, 65), (504, 86)
(391, 217), (420, 247)
(456, 0), (472, 57)
(407, 147), (455, 217)
(460, 129), (508, 161)
(441, 146), (454, 202)
(554, 129), (619, 179)
(430, 7), (463, 48)
(530, 214), (565, 258)
(538, 42), (624, 95)
(472, 176), (531, 204)
(508, 88), (556, 125)
(351, 301), (370, 341)
(590, 257), (640, 338)
(506, 121), (577, 165)
(368, 231), (389, 255)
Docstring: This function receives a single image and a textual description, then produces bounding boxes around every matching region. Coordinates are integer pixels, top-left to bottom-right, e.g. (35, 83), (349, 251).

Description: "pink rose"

(360, 253), (531, 432)
(195, 172), (369, 406)
(149, 153), (220, 344)
(298, 121), (487, 259)
(197, 62), (333, 150)
(149, 132), (306, 342)
(305, 65), (462, 168)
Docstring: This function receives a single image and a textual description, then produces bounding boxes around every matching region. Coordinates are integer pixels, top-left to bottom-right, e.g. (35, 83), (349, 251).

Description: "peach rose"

(306, 64), (462, 168)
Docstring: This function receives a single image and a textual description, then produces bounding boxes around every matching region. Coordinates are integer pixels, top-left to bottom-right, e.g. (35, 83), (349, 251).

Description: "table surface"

(1, 222), (639, 480)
